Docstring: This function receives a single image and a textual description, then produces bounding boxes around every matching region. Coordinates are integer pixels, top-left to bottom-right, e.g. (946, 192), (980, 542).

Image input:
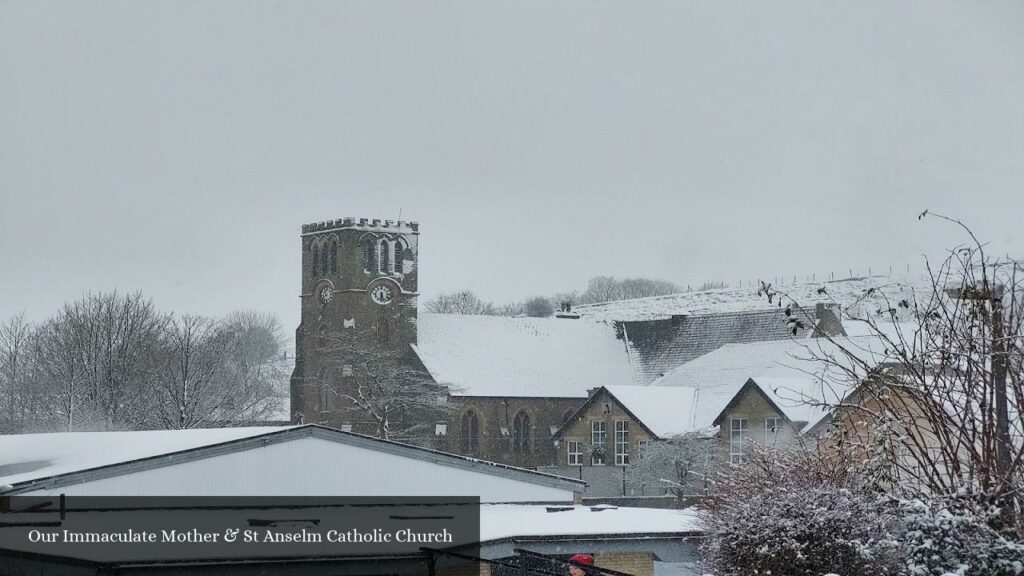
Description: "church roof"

(619, 309), (801, 384)
(414, 313), (636, 397)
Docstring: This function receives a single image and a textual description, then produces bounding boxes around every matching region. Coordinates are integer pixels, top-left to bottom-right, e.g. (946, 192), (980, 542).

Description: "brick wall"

(595, 552), (655, 576)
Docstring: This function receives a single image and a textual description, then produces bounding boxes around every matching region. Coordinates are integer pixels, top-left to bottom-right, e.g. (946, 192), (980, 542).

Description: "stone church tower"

(290, 218), (420, 427)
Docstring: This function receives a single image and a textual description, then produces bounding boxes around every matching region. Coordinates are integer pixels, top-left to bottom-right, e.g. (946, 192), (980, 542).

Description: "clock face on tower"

(370, 284), (394, 305)
(319, 286), (333, 304)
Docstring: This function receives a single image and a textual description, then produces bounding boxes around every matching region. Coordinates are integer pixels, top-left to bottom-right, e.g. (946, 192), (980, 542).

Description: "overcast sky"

(2, 0), (1024, 335)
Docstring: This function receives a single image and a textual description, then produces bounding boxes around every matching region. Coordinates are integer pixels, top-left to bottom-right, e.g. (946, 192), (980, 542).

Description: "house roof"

(414, 313), (635, 397)
(601, 386), (701, 438)
(0, 425), (585, 495)
(650, 336), (893, 431)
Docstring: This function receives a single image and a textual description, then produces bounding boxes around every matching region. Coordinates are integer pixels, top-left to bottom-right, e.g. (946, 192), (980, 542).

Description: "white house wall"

(22, 437), (574, 502)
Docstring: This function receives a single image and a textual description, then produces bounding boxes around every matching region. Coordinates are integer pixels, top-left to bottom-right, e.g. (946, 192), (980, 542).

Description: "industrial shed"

(0, 424), (584, 502)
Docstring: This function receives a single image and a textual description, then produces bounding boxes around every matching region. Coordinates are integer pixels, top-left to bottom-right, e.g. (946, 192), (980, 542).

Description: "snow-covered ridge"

(575, 275), (924, 322)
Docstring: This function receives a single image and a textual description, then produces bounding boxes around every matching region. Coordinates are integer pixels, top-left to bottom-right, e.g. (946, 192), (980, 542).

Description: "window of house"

(567, 441), (582, 465)
(730, 418), (748, 464)
(591, 421), (606, 465)
(512, 411), (531, 453)
(614, 420), (630, 465)
(636, 440), (649, 462)
(460, 411), (480, 455)
(765, 416), (780, 444)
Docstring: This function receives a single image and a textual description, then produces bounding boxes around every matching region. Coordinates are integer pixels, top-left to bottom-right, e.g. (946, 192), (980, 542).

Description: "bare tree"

(45, 291), (166, 429)
(317, 327), (447, 441)
(523, 296), (554, 318)
(760, 212), (1024, 537)
(495, 301), (524, 317)
(151, 313), (287, 429)
(627, 432), (715, 500)
(579, 275), (682, 304)
(151, 315), (234, 429)
(0, 312), (33, 432)
(698, 280), (730, 291)
(218, 310), (289, 422)
(423, 290), (497, 315)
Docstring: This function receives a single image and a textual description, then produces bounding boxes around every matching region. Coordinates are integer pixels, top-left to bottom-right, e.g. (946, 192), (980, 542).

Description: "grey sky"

(2, 0), (1024, 335)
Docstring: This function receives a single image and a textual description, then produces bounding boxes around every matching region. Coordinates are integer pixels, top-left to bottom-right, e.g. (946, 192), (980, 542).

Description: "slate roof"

(620, 309), (804, 384)
(414, 313), (636, 397)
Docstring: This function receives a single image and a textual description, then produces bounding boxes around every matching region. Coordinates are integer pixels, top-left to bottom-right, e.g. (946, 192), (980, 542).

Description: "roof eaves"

(3, 425), (586, 495)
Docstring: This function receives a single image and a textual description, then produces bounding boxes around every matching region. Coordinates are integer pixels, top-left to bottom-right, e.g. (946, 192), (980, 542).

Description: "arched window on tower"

(330, 240), (337, 274)
(512, 411), (531, 453)
(320, 246), (329, 277)
(311, 244), (320, 277)
(394, 239), (406, 275)
(460, 410), (480, 455)
(388, 241), (396, 274)
(318, 367), (330, 414)
(378, 240), (388, 274)
(364, 238), (374, 272)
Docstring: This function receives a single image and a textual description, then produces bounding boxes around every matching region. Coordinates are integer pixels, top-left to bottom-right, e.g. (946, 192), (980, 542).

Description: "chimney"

(812, 303), (846, 338)
(555, 300), (581, 319)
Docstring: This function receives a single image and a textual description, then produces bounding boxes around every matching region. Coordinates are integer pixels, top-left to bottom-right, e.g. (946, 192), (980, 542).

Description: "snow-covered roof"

(0, 426), (291, 487)
(415, 313), (635, 397)
(0, 425), (586, 496)
(651, 336), (893, 431)
(602, 386), (701, 437)
(575, 275), (922, 322)
(478, 504), (701, 542)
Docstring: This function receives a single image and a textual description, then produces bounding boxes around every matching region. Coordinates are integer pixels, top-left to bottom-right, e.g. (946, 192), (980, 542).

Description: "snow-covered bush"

(701, 446), (901, 576)
(896, 498), (1024, 576)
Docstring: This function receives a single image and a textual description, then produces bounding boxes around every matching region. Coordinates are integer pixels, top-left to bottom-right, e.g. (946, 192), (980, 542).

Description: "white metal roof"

(0, 426), (291, 487)
(0, 426), (584, 500)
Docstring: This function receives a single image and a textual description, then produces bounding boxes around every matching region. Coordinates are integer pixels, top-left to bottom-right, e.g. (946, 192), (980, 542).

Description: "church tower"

(289, 217), (420, 427)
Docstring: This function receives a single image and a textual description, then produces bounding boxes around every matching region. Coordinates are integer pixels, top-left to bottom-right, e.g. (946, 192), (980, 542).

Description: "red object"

(569, 554), (594, 566)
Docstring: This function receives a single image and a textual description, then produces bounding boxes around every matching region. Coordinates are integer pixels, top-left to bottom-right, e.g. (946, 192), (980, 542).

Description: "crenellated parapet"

(302, 218), (419, 235)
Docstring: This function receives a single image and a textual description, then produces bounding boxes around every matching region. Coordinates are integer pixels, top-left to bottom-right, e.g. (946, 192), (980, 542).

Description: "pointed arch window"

(460, 410), (480, 455)
(378, 240), (388, 274)
(318, 367), (330, 413)
(512, 411), (531, 453)
(393, 239), (406, 275)
(330, 240), (338, 274)
(364, 238), (374, 272)
(320, 247), (329, 277)
(312, 244), (320, 277)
